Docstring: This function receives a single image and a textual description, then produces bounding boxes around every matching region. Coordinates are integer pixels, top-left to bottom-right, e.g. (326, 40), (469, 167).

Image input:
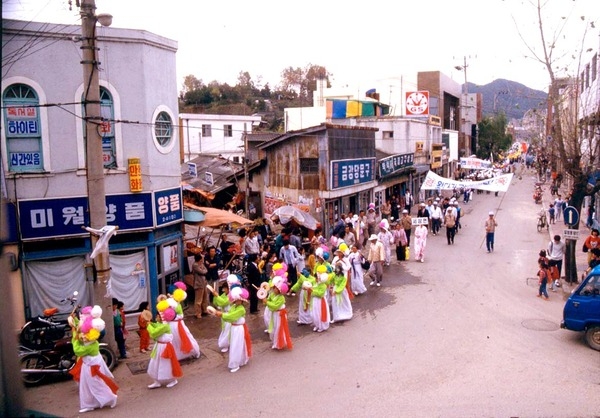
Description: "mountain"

(465, 79), (547, 120)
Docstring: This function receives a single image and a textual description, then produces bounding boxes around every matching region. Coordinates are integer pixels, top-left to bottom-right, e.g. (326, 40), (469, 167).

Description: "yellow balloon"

(316, 265), (327, 274)
(157, 299), (169, 312)
(339, 243), (348, 252)
(273, 262), (283, 271)
(172, 288), (187, 302)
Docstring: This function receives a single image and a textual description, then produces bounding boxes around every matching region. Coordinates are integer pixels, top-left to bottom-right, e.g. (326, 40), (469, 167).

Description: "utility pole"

(80, 0), (116, 351)
(243, 123), (249, 217)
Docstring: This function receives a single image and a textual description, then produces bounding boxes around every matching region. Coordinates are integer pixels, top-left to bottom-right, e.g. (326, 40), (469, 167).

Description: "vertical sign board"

(154, 187), (183, 227)
(188, 162), (197, 177)
(128, 158), (142, 192)
(330, 158), (376, 190)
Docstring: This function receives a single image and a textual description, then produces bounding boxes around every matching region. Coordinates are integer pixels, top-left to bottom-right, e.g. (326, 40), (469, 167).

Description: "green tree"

(476, 113), (513, 160)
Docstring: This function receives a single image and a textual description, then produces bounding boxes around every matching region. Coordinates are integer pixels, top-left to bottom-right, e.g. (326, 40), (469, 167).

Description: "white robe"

(348, 252), (367, 295)
(169, 317), (201, 360)
(147, 332), (179, 384)
(217, 306), (232, 351)
(414, 225), (428, 260)
(296, 288), (313, 324)
(331, 287), (353, 322)
(78, 353), (117, 411)
(311, 296), (330, 332)
(228, 318), (250, 370)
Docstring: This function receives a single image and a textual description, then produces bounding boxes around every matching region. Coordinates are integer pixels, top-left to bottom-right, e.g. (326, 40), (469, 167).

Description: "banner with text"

(420, 171), (513, 192)
(459, 157), (492, 170)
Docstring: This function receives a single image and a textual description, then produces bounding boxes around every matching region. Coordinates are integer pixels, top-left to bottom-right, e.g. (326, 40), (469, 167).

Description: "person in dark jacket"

(246, 253), (262, 314)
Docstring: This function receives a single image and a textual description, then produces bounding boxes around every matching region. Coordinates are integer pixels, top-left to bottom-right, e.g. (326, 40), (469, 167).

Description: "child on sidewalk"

(138, 302), (152, 353)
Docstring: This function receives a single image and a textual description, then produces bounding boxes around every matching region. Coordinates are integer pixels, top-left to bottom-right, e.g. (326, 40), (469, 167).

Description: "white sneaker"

(220, 347), (229, 353)
(376, 283), (381, 287)
(166, 379), (178, 388)
(230, 367), (240, 373)
(79, 408), (95, 413)
(421, 259), (424, 263)
(147, 382), (161, 389)
(370, 281), (375, 286)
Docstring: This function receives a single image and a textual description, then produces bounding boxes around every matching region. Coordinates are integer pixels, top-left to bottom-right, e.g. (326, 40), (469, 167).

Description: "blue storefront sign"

(18, 191), (157, 240)
(378, 153), (414, 177)
(153, 187), (183, 227)
(330, 158), (376, 190)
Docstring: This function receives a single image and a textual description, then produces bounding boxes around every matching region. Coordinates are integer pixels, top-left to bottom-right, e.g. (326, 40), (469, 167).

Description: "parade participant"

(329, 261), (353, 323)
(311, 268), (331, 333)
(192, 253), (209, 319)
(167, 286), (201, 360)
(430, 201), (443, 236)
(264, 278), (293, 350)
(290, 268), (317, 324)
(416, 202), (430, 226)
(485, 211), (498, 253)
(211, 278), (236, 353)
(213, 286), (252, 373)
(377, 219), (394, 266)
(138, 302), (152, 353)
(392, 222), (408, 262)
(400, 209), (413, 247)
(366, 203), (378, 237)
(71, 305), (118, 413)
(444, 207), (456, 245)
(366, 234), (385, 287)
(312, 247), (332, 276)
(147, 301), (183, 389)
(348, 245), (368, 295)
(414, 223), (428, 263)
(343, 223), (357, 250)
(359, 209), (369, 247)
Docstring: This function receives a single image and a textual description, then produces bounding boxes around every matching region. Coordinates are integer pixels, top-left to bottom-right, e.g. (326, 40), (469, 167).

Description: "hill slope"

(465, 79), (547, 120)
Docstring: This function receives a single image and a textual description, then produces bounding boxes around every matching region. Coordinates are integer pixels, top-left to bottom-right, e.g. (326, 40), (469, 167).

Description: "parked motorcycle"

(19, 292), (117, 386)
(533, 186), (543, 204)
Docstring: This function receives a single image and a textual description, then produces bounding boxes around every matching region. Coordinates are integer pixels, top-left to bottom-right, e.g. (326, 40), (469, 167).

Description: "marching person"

(377, 219), (394, 266)
(444, 207), (457, 245)
(400, 209), (413, 248)
(264, 278), (293, 350)
(147, 300), (183, 389)
(392, 222), (408, 262)
(214, 286), (252, 373)
(329, 261), (353, 323)
(414, 222), (428, 263)
(366, 234), (385, 287)
(485, 211), (498, 253)
(347, 245), (368, 295)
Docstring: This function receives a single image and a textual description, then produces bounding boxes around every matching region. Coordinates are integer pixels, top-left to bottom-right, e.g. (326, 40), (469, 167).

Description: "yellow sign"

(128, 158), (142, 192)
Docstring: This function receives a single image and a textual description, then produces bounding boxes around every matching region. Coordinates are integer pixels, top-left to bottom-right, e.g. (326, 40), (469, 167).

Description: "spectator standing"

(547, 235), (565, 288)
(582, 228), (600, 265)
(192, 253), (209, 319)
(204, 246), (222, 289)
(279, 239), (300, 288)
(112, 298), (127, 359)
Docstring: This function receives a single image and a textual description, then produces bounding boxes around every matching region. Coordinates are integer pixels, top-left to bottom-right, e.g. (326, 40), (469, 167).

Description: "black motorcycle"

(19, 292), (117, 386)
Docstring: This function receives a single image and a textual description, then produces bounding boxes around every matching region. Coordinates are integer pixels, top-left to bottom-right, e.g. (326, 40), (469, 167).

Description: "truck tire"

(584, 326), (600, 351)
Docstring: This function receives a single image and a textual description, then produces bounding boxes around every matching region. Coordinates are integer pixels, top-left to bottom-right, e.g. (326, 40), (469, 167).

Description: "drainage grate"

(125, 359), (149, 375)
(521, 318), (559, 331)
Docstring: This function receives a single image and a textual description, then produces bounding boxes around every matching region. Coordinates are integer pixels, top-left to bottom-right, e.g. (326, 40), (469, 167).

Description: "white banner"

(459, 157), (492, 170)
(420, 171), (514, 192)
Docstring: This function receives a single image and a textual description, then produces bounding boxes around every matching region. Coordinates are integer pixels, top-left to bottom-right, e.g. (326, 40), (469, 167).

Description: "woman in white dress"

(147, 304), (183, 389)
(163, 291), (201, 360)
(414, 224), (428, 262)
(347, 245), (367, 295)
(329, 262), (353, 322)
(214, 286), (252, 373)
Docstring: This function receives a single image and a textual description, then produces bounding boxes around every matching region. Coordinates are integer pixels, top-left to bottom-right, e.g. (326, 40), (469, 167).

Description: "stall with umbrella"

(270, 205), (319, 230)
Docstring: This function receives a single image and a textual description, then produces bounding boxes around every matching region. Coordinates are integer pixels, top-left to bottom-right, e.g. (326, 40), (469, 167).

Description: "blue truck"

(561, 265), (600, 351)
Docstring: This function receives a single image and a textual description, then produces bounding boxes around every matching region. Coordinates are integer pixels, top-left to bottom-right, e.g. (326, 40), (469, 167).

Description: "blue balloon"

(323, 251), (330, 261)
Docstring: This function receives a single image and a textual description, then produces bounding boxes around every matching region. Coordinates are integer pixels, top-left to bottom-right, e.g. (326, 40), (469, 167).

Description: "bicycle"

(537, 211), (549, 233)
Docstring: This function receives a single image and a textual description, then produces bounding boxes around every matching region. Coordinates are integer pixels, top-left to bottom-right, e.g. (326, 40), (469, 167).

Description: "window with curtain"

(82, 87), (117, 168)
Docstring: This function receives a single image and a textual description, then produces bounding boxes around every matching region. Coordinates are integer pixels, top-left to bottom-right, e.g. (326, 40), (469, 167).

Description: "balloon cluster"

(228, 286), (250, 302)
(78, 305), (105, 342)
(156, 298), (177, 322)
(272, 262), (288, 278)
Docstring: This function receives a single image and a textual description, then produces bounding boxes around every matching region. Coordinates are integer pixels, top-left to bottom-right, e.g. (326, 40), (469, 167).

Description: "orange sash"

(176, 320), (193, 354)
(243, 323), (253, 357)
(303, 288), (312, 311)
(346, 272), (354, 300)
(161, 342), (183, 378)
(69, 357), (83, 381)
(320, 298), (328, 322)
(276, 309), (293, 350)
(90, 364), (119, 394)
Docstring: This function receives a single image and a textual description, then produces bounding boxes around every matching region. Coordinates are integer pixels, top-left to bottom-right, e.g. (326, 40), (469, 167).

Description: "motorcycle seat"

(43, 307), (59, 317)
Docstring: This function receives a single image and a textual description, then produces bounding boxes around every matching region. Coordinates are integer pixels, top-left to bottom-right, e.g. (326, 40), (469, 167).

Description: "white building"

(179, 113), (262, 162)
(2, 19), (182, 326)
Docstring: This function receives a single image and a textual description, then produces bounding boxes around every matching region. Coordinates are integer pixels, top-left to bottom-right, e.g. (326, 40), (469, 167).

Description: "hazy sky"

(3, 0), (599, 95)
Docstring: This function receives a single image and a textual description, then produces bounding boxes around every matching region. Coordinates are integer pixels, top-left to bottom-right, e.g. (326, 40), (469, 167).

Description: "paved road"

(21, 170), (599, 417)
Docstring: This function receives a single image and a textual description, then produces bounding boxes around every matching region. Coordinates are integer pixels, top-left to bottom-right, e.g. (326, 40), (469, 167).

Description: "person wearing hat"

(485, 211), (498, 253)
(290, 268), (317, 324)
(264, 279), (293, 350)
(147, 301), (183, 388)
(214, 286), (252, 372)
(366, 234), (385, 286)
(366, 203), (378, 238)
(329, 260), (353, 323)
(430, 201), (443, 235)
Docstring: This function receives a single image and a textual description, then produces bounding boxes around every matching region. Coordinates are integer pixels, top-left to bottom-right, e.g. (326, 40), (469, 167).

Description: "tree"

(514, 0), (600, 283)
(180, 75), (203, 100)
(278, 64), (331, 106)
(476, 113), (513, 160)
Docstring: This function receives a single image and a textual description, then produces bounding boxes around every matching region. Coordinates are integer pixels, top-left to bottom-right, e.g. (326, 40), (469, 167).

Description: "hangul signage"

(18, 191), (157, 240)
(128, 158), (142, 192)
(330, 158), (376, 190)
(378, 153), (414, 177)
(154, 187), (183, 227)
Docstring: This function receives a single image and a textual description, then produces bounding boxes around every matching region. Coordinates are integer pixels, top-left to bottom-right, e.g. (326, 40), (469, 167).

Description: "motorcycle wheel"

(100, 346), (117, 371)
(20, 353), (49, 386)
(537, 221), (543, 233)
